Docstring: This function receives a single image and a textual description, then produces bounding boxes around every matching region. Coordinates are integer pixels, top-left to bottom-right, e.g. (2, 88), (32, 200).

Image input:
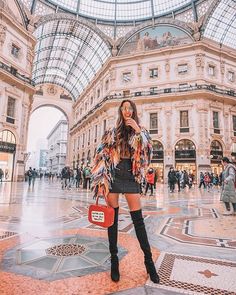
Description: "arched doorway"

(27, 106), (68, 175)
(151, 140), (164, 182)
(210, 140), (223, 175)
(175, 139), (196, 177)
(0, 130), (16, 181)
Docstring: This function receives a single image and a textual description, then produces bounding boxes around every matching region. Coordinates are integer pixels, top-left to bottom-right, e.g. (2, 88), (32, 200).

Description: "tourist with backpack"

(83, 166), (91, 189)
(0, 168), (3, 183)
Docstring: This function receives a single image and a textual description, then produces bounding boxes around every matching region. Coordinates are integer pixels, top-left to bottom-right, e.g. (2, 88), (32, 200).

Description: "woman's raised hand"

(125, 118), (141, 133)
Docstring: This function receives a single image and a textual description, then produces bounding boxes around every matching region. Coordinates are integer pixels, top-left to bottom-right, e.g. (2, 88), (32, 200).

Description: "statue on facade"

(195, 53), (205, 69)
(187, 15), (205, 41)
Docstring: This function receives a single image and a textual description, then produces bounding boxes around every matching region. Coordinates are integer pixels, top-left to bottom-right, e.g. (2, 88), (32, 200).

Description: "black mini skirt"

(109, 159), (141, 194)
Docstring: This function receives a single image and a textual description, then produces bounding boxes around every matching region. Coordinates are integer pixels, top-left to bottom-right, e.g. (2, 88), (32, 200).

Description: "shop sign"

(175, 150), (196, 158)
(0, 141), (16, 153)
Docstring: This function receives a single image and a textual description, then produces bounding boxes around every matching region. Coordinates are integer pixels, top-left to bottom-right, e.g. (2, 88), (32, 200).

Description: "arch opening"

(175, 139), (196, 177)
(0, 130), (17, 182)
(27, 106), (68, 177)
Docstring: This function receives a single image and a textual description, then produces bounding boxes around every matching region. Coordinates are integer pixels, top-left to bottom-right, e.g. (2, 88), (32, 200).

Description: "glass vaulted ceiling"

(32, 17), (111, 101)
(204, 0), (236, 50)
(47, 0), (192, 21)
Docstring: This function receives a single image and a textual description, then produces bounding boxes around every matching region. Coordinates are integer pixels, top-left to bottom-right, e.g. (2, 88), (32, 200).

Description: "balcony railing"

(56, 152), (66, 157)
(0, 61), (35, 86)
(71, 84), (236, 132)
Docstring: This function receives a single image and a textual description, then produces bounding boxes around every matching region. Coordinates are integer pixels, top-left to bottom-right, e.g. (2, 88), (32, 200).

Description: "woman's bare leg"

(124, 193), (141, 211)
(107, 193), (119, 208)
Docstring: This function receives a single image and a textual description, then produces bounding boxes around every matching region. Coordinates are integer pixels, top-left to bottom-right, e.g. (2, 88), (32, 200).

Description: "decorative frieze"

(26, 45), (35, 70)
(0, 24), (6, 48)
(195, 53), (205, 69)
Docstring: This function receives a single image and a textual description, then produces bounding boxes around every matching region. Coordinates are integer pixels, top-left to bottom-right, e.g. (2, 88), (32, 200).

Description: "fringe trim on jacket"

(91, 127), (153, 196)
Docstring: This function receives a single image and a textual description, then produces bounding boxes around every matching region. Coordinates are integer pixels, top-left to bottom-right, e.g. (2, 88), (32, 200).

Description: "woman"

(221, 157), (236, 215)
(91, 100), (159, 283)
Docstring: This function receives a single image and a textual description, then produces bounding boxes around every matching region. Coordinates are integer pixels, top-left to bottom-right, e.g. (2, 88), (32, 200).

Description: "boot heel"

(145, 260), (160, 284)
(111, 255), (120, 282)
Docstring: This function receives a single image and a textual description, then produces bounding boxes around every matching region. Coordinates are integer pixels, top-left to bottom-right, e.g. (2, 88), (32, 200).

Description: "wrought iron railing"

(0, 61), (35, 86)
(71, 84), (236, 132)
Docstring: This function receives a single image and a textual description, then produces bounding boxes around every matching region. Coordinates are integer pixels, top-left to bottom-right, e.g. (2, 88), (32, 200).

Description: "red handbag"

(88, 186), (114, 228)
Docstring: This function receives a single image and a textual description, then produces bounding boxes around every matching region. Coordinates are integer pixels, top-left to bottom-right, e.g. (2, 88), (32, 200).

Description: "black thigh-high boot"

(108, 207), (120, 282)
(130, 209), (159, 284)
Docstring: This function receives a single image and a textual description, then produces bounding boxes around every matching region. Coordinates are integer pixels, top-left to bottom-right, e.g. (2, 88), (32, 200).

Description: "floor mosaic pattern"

(149, 252), (236, 295)
(0, 181), (235, 294)
(158, 208), (236, 249)
(2, 235), (125, 281)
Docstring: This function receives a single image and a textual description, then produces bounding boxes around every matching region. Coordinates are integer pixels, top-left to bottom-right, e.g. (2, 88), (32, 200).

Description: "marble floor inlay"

(148, 252), (236, 295)
(0, 181), (235, 294)
(2, 234), (127, 281)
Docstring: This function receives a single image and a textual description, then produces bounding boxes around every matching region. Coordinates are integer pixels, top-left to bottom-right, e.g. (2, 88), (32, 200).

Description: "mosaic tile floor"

(0, 180), (235, 295)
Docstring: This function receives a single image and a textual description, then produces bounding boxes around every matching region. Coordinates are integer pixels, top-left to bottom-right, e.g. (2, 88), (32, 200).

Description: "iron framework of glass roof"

(45, 0), (194, 22)
(203, 0), (236, 50)
(21, 0), (236, 101)
(32, 16), (112, 101)
(23, 0), (197, 23)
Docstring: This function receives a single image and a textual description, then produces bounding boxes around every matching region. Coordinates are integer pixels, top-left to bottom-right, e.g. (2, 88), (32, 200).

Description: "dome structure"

(44, 0), (193, 22)
(18, 0), (236, 100)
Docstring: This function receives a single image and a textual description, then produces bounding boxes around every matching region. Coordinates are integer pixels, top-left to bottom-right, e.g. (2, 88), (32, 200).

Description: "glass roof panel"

(204, 0), (236, 49)
(153, 0), (191, 15)
(46, 0), (192, 21)
(33, 18), (111, 100)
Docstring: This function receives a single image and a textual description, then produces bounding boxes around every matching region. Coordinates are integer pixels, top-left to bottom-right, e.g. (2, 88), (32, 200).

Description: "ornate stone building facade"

(0, 0), (36, 181)
(70, 27), (236, 182)
(46, 119), (68, 175)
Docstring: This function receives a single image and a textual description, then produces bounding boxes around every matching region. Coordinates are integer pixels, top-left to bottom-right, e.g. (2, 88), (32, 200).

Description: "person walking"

(91, 99), (159, 284)
(221, 157), (236, 215)
(168, 167), (176, 193)
(198, 172), (205, 188)
(0, 168), (3, 183)
(75, 167), (82, 189)
(27, 167), (33, 187)
(145, 168), (155, 196)
(32, 168), (37, 187)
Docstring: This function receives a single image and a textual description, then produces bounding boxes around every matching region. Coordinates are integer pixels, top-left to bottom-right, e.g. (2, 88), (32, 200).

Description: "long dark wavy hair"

(116, 100), (140, 149)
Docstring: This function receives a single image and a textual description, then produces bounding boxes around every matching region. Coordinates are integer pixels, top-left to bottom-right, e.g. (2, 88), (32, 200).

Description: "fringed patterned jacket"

(91, 127), (153, 196)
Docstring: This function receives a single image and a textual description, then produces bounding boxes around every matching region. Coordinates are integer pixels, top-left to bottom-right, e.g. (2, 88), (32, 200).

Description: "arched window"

(175, 139), (196, 159)
(0, 130), (16, 144)
(210, 140), (223, 160)
(152, 140), (163, 160)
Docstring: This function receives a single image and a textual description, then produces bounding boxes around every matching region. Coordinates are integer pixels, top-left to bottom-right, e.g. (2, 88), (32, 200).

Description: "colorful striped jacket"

(91, 127), (153, 196)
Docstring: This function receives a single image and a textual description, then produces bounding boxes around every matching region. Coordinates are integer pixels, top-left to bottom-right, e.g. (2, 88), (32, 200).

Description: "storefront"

(175, 139), (196, 178)
(231, 142), (236, 166)
(0, 130), (16, 182)
(210, 140), (223, 175)
(150, 140), (164, 182)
